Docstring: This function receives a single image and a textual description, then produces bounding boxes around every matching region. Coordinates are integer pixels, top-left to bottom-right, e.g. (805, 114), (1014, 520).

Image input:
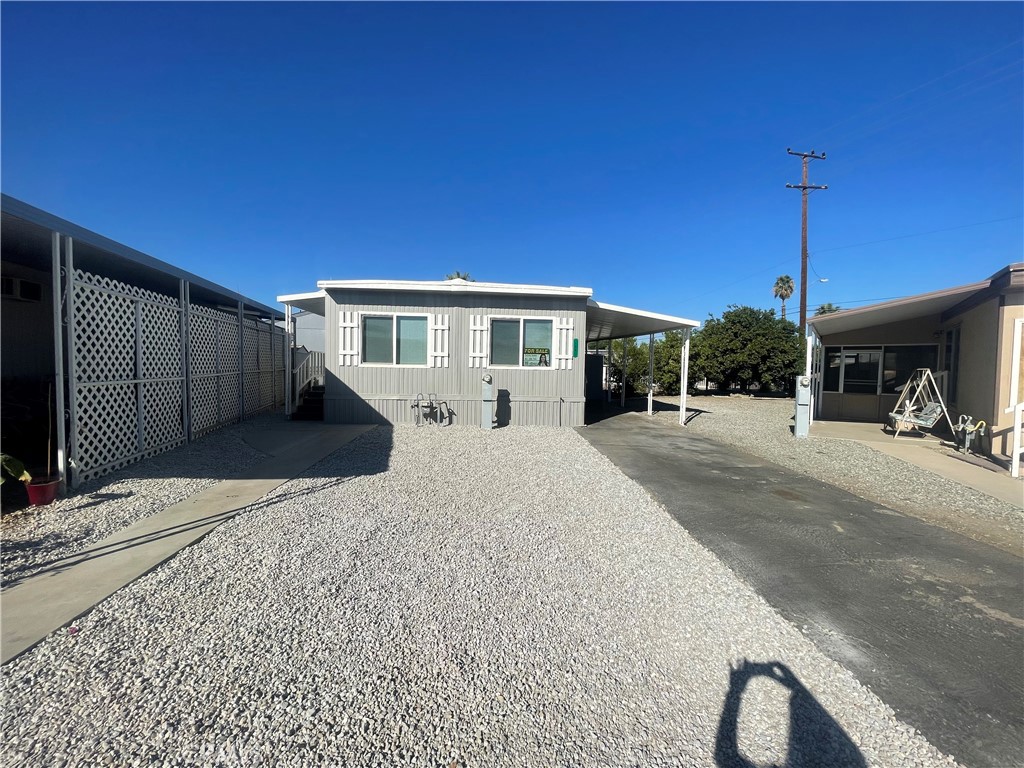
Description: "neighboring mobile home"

(279, 279), (698, 427)
(1, 195), (287, 492)
(806, 263), (1024, 459)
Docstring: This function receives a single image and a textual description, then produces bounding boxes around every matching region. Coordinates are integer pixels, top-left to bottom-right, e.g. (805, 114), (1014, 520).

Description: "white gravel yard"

(1, 412), (279, 587)
(665, 396), (1023, 552)
(3, 426), (957, 768)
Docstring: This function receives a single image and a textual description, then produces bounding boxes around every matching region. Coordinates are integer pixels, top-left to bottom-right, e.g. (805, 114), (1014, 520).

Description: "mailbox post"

(481, 374), (494, 430)
(794, 375), (812, 438)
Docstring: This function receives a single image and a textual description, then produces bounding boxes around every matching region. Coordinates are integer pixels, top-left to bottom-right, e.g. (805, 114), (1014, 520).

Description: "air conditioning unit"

(0, 277), (44, 303)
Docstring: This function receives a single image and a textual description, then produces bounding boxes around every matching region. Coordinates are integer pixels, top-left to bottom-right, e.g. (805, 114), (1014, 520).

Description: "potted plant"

(1, 382), (61, 507)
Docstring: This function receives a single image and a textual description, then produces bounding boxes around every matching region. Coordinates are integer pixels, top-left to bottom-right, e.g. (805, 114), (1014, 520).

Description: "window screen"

(882, 345), (938, 394)
(491, 320), (520, 366)
(396, 316), (427, 365)
(523, 320), (552, 367)
(842, 349), (881, 394)
(823, 347), (841, 392)
(362, 317), (393, 364)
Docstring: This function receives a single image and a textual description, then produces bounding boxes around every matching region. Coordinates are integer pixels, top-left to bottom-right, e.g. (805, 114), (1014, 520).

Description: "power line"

(799, 37), (1023, 146)
(811, 215), (1023, 256)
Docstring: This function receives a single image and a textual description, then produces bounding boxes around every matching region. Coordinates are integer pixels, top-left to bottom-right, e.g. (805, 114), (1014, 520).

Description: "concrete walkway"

(1, 423), (374, 665)
(579, 413), (1023, 768)
(811, 419), (1023, 508)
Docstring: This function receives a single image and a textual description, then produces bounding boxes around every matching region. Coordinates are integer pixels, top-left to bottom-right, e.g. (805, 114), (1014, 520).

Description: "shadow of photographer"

(714, 659), (866, 768)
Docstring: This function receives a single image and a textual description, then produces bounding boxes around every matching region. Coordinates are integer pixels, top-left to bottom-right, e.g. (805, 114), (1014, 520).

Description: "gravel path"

(1, 412), (281, 587)
(661, 396), (1023, 552)
(3, 426), (957, 767)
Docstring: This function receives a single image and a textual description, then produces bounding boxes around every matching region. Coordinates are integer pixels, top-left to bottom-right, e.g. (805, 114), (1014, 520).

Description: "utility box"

(481, 374), (494, 430)
(794, 375), (812, 439)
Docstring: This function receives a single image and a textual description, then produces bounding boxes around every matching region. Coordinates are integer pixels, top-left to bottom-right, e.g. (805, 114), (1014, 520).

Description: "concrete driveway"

(578, 413), (1024, 768)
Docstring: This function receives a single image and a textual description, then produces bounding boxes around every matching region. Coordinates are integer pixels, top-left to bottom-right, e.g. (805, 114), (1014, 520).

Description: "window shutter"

(339, 311), (360, 367)
(469, 315), (489, 368)
(429, 313), (449, 368)
(554, 317), (574, 370)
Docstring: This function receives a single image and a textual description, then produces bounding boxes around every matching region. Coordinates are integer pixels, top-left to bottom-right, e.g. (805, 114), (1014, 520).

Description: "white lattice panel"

(73, 279), (135, 383)
(258, 328), (272, 368)
(143, 380), (184, 451)
(142, 302), (181, 379)
(74, 383), (138, 482)
(189, 311), (218, 377)
(244, 374), (261, 416)
(191, 376), (219, 436)
(243, 321), (259, 371)
(219, 375), (240, 422)
(218, 321), (240, 373)
(259, 371), (274, 409)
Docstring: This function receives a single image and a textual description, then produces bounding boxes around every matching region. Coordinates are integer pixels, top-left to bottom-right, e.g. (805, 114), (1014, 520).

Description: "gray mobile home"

(279, 279), (698, 427)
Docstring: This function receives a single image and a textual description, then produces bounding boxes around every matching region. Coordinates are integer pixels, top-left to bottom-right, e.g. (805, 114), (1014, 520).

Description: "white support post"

(647, 333), (654, 416)
(51, 231), (67, 494)
(181, 281), (192, 441)
(284, 303), (293, 416)
(606, 340), (612, 402)
(64, 236), (80, 488)
(680, 328), (691, 427)
(620, 340), (627, 408)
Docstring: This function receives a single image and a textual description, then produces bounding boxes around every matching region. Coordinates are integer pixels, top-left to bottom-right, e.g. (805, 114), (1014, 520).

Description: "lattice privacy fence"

(68, 268), (285, 486)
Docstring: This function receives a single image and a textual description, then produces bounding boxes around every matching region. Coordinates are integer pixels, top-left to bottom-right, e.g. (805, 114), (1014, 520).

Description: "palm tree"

(772, 275), (795, 320)
(445, 271), (473, 281)
(814, 302), (842, 316)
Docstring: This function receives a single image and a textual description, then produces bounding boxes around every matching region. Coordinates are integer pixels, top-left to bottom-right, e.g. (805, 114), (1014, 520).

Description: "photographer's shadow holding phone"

(714, 659), (866, 768)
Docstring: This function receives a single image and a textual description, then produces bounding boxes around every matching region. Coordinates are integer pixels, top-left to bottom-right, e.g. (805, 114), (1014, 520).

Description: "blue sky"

(2, 2), (1021, 323)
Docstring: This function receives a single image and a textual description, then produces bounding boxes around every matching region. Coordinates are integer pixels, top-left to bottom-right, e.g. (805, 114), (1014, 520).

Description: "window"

(361, 314), (428, 365)
(490, 318), (553, 367)
(822, 344), (938, 395)
(882, 345), (938, 394)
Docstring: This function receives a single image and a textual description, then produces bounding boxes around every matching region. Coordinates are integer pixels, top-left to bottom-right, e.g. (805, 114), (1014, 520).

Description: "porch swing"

(888, 368), (955, 438)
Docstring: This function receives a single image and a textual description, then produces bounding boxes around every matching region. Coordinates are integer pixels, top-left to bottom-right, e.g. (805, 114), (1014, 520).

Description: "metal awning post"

(284, 303), (293, 416)
(50, 231), (67, 493)
(606, 340), (612, 402)
(620, 340), (628, 408)
(647, 333), (654, 416)
(680, 327), (691, 427)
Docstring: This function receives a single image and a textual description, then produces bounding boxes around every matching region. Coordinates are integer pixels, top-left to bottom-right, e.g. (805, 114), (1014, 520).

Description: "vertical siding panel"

(321, 290), (586, 425)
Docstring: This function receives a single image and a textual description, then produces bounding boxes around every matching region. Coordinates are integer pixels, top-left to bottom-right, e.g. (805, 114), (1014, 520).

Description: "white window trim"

(487, 315), (558, 370)
(359, 312), (431, 368)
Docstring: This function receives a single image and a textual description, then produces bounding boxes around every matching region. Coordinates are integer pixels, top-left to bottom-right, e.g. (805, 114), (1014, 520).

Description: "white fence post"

(51, 231), (67, 493)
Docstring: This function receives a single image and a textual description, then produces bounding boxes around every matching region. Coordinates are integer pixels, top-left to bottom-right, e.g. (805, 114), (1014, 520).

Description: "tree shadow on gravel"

(714, 659), (866, 768)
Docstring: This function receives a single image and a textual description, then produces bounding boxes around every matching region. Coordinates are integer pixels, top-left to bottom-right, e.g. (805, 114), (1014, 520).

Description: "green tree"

(814, 302), (842, 316)
(772, 275), (795, 321)
(445, 271), (473, 281)
(689, 305), (802, 392)
(654, 329), (684, 395)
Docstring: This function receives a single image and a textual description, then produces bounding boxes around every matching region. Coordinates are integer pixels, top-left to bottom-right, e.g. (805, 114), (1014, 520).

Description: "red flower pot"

(26, 478), (60, 506)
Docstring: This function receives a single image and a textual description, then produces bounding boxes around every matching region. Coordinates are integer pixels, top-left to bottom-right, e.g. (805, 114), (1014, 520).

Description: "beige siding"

(323, 290), (587, 426)
(947, 298), (999, 434)
(991, 294), (1024, 454)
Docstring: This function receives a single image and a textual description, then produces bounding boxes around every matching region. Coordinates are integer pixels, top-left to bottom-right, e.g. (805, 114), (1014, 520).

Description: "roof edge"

(316, 278), (593, 298)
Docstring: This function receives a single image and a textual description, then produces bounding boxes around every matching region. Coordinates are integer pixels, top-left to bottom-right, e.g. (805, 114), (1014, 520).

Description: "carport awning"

(278, 290), (328, 316)
(586, 299), (699, 342)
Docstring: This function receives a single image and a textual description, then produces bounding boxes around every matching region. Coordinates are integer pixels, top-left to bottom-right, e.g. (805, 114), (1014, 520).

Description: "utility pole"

(786, 148), (827, 335)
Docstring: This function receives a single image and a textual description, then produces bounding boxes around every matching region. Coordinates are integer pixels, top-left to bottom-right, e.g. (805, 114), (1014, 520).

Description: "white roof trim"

(277, 289), (327, 303)
(587, 299), (699, 328)
(315, 278), (593, 298)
